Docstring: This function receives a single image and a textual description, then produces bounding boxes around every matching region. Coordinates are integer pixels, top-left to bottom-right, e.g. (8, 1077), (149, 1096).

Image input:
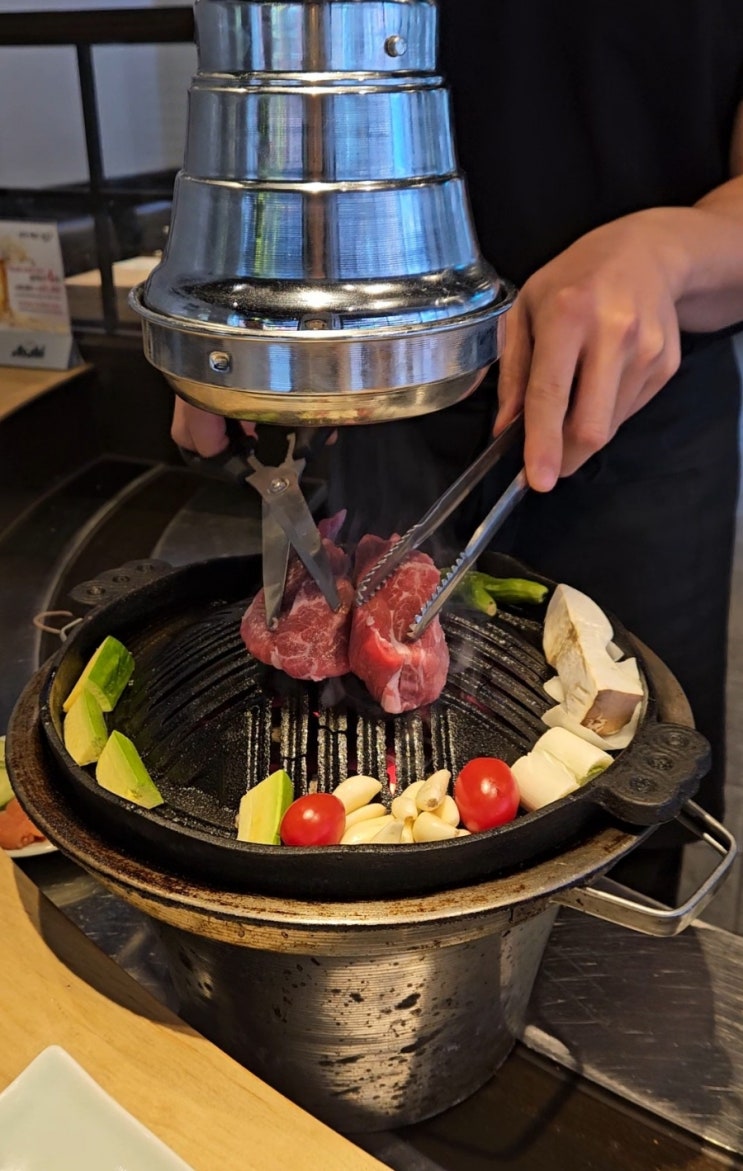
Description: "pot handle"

(553, 801), (737, 937)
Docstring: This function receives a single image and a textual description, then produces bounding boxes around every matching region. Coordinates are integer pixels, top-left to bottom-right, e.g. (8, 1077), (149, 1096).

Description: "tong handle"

(416, 413), (525, 538)
(177, 423), (332, 488)
(408, 467), (529, 640)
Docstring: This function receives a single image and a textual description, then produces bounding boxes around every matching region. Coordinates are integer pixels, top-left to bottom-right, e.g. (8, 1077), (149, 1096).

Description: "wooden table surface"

(0, 850), (383, 1171)
(0, 363), (91, 423)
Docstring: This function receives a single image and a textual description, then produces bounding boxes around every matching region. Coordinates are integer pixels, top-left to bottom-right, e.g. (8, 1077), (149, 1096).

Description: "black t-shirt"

(439, 1), (743, 288)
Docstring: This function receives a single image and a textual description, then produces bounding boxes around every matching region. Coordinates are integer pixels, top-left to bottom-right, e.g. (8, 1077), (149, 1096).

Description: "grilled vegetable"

(390, 780), (424, 821)
(331, 774), (383, 813)
(511, 752), (578, 811)
(0, 772), (12, 812)
(371, 818), (405, 844)
(415, 769), (451, 812)
(281, 793), (346, 846)
(63, 689), (108, 766)
(511, 726), (613, 812)
(454, 574), (497, 616)
(412, 812), (458, 842)
(435, 795), (461, 827)
(63, 636), (134, 714)
(453, 570), (548, 614)
(344, 802), (387, 828)
(541, 686), (641, 750)
(543, 584), (643, 736)
(341, 814), (395, 845)
(237, 768), (293, 845)
(95, 730), (164, 810)
(0, 738), (12, 811)
(453, 758), (519, 832)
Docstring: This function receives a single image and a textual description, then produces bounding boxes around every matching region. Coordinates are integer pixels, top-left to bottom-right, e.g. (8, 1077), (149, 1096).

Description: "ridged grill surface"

(111, 601), (552, 840)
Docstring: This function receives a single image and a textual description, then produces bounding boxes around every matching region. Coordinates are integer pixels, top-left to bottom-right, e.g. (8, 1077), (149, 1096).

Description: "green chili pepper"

(449, 570), (548, 613)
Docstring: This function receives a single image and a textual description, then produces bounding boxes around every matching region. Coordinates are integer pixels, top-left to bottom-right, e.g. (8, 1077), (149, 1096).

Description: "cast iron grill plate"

(38, 555), (710, 899)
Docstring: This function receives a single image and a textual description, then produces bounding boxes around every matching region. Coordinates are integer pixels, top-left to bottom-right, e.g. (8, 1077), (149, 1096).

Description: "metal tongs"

(179, 424), (340, 626)
(355, 415), (528, 641)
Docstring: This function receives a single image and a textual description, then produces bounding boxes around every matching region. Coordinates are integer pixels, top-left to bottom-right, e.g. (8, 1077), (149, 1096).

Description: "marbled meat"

(240, 513), (354, 681)
(348, 534), (449, 714)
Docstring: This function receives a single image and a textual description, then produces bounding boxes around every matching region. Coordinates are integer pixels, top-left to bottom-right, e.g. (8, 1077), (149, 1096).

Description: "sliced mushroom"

(543, 584), (643, 736)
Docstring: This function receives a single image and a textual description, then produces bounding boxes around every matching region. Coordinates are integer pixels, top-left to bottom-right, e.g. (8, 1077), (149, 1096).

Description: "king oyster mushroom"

(542, 584), (644, 736)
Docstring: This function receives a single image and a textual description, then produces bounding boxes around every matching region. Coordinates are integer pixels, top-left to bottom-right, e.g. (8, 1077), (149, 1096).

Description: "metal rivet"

(209, 350), (232, 373)
(268, 476), (289, 495)
(385, 34), (407, 57)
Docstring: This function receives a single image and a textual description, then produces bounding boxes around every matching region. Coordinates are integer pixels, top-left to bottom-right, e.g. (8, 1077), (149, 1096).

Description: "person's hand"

(494, 212), (685, 491)
(171, 397), (257, 456)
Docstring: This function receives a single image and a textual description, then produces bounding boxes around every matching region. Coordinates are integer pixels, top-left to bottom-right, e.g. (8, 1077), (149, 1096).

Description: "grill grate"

(111, 600), (552, 839)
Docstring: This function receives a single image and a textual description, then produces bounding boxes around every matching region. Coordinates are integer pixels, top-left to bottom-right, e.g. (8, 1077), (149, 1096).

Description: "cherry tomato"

(280, 792), (346, 846)
(453, 758), (520, 832)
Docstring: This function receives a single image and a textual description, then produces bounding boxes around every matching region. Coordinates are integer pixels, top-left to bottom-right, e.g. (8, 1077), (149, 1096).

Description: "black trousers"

(330, 335), (741, 885)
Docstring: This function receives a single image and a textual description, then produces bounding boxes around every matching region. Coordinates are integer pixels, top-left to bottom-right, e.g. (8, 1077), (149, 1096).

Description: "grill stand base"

(16, 850), (743, 1163)
(152, 908), (558, 1132)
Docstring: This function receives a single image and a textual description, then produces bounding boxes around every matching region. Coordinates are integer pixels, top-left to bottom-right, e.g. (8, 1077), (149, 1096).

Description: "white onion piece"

(512, 751), (579, 812)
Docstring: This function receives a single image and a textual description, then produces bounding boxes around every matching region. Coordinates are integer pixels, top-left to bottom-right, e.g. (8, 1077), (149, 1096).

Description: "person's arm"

(496, 100), (743, 492)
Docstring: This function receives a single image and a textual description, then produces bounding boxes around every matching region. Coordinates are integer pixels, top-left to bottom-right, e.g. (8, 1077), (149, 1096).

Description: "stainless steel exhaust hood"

(130, 0), (515, 425)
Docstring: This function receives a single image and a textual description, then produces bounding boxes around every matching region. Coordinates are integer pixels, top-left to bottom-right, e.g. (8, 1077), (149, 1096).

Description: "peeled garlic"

(372, 818), (405, 844)
(332, 775), (383, 813)
(341, 814), (394, 845)
(412, 811), (458, 842)
(433, 794), (461, 827)
(415, 770), (451, 812)
(391, 780), (424, 822)
(344, 802), (388, 828)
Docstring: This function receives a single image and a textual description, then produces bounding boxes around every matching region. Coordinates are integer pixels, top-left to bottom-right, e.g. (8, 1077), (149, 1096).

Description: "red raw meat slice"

(240, 513), (354, 681)
(349, 534), (449, 714)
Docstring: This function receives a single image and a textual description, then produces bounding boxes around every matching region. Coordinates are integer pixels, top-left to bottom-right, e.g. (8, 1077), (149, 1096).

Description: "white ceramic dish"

(0, 1046), (194, 1171)
(5, 839), (57, 860)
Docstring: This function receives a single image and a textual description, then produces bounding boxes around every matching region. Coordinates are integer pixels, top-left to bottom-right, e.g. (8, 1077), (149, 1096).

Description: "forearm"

(633, 174), (743, 333)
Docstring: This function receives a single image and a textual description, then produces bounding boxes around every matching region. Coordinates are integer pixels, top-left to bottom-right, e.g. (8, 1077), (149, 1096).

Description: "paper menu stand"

(0, 220), (81, 370)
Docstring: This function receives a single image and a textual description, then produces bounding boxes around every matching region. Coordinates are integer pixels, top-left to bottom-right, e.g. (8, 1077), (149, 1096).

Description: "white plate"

(4, 839), (57, 860)
(0, 1046), (195, 1171)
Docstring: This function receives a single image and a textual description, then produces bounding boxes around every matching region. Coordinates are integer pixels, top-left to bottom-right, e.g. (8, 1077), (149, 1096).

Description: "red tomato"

(280, 793), (346, 846)
(453, 758), (520, 832)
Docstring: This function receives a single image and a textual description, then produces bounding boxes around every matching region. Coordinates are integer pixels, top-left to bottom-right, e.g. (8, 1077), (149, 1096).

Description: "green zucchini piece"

(95, 730), (164, 809)
(237, 768), (294, 845)
(63, 689), (108, 766)
(63, 636), (135, 713)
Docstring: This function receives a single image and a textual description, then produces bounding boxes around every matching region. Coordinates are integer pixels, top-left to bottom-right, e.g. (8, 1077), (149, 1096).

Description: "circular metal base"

(130, 283), (514, 425)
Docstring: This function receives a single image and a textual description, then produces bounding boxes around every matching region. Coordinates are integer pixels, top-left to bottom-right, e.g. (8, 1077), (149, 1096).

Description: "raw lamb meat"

(240, 513), (354, 681)
(348, 534), (449, 714)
